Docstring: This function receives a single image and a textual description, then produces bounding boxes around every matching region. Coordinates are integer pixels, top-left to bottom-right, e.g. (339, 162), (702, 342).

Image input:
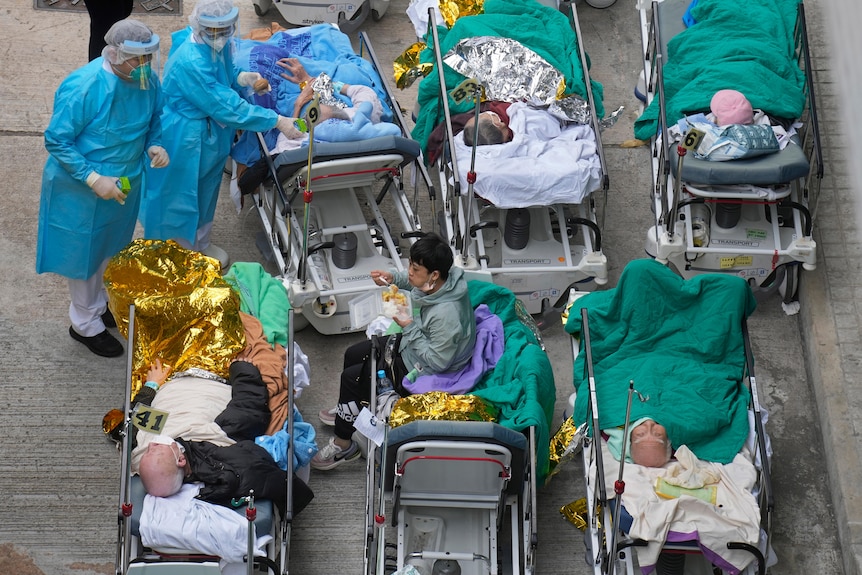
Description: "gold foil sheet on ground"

(560, 498), (594, 531)
(394, 42), (433, 90)
(547, 417), (587, 479)
(443, 36), (592, 124)
(104, 239), (245, 399)
(389, 391), (498, 428)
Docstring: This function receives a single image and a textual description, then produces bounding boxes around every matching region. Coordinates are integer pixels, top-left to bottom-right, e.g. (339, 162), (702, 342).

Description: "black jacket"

(178, 437), (314, 516)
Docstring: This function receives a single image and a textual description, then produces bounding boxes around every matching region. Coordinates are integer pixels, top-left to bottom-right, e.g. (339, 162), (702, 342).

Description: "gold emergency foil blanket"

(394, 42), (433, 90)
(560, 498), (593, 531)
(443, 36), (592, 124)
(439, 0), (484, 28)
(389, 391), (498, 428)
(547, 416), (579, 478)
(104, 239), (245, 398)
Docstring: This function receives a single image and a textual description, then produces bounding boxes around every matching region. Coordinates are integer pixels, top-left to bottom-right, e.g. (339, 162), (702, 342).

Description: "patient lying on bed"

(136, 352), (314, 515)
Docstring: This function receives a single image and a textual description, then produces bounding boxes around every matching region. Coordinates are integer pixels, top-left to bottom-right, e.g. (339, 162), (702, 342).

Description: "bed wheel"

(372, 9), (383, 21)
(584, 0), (617, 7)
(253, 3), (267, 16)
(779, 264), (799, 304)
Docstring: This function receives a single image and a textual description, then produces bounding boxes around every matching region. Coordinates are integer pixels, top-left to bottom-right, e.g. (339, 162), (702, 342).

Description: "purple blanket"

(402, 304), (504, 395)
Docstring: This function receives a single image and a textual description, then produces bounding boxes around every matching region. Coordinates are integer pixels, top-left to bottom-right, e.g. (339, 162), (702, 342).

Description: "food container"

(349, 285), (412, 329)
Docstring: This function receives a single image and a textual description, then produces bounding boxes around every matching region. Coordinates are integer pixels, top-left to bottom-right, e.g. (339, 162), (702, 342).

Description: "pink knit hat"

(710, 90), (754, 125)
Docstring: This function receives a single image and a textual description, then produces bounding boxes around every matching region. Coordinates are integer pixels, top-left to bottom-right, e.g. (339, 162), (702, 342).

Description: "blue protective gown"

(36, 59), (162, 280)
(141, 29), (279, 245)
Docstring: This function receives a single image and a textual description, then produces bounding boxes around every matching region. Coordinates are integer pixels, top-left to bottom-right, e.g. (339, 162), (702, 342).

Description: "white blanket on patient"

(453, 102), (602, 208)
(596, 440), (762, 573)
(140, 483), (271, 569)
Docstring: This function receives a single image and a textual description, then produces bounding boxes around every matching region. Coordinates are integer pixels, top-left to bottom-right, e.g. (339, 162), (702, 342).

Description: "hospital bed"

(105, 243), (311, 574)
(250, 0), (391, 34)
(414, 0), (610, 316)
(638, 0), (823, 305)
(233, 25), (435, 335)
(361, 280), (554, 575)
(565, 259), (773, 575)
(114, 309), (305, 574)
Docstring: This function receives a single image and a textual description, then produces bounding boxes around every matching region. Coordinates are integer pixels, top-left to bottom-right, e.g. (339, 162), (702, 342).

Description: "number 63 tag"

(681, 127), (705, 151)
(132, 403), (169, 434)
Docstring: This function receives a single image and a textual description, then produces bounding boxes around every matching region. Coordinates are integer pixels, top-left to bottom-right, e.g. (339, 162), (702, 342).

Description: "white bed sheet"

(453, 102), (602, 209)
(140, 483), (271, 570)
(592, 410), (772, 574)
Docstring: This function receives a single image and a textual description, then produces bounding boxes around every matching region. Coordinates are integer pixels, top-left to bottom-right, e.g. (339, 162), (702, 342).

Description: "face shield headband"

(118, 34), (161, 89)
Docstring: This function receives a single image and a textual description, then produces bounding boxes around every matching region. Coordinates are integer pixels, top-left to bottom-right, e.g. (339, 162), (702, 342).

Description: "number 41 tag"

(132, 403), (169, 434)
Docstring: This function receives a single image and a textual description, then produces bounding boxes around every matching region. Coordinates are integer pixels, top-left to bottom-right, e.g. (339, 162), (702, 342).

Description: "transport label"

(719, 255), (753, 269)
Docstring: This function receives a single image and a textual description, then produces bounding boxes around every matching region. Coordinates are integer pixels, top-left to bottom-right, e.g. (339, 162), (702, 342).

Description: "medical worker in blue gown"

(36, 19), (169, 358)
(141, 0), (302, 269)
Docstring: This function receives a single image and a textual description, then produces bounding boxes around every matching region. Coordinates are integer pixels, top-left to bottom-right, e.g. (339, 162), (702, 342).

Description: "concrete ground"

(0, 0), (854, 574)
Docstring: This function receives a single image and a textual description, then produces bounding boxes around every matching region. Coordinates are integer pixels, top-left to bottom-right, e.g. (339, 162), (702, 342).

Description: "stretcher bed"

(108, 245), (314, 575)
(411, 0), (610, 315)
(638, 0), (823, 306)
(232, 25), (434, 335)
(362, 280), (555, 575)
(565, 260), (773, 575)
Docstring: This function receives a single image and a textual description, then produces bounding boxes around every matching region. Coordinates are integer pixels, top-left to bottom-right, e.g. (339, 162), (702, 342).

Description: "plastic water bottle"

(377, 369), (394, 395)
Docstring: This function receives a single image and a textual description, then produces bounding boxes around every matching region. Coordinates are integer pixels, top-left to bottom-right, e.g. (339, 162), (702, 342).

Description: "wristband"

(144, 380), (160, 391)
(332, 80), (345, 94)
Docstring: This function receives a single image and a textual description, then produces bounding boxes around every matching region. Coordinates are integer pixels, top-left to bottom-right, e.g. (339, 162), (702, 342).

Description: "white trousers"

(173, 221), (214, 252)
(68, 258), (110, 337)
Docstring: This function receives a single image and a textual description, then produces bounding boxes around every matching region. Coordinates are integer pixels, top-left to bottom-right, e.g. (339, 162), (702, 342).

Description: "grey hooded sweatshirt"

(391, 266), (476, 375)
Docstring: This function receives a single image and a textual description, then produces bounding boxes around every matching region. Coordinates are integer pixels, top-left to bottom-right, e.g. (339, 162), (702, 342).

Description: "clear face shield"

(116, 34), (161, 90)
(196, 7), (239, 57)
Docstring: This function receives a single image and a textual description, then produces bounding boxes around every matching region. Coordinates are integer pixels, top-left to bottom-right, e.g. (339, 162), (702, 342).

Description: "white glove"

(148, 145), (170, 168)
(237, 71), (271, 95)
(276, 115), (304, 140)
(86, 172), (126, 205)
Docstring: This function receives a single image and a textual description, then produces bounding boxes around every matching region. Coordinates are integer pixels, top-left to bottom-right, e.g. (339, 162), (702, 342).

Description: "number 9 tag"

(450, 78), (480, 105)
(305, 94), (322, 128)
(681, 127), (705, 151)
(132, 403), (170, 434)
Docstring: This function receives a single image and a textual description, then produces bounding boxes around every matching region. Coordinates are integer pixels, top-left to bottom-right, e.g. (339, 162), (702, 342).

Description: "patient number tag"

(131, 403), (169, 434)
(305, 94), (322, 127)
(681, 127), (705, 151)
(450, 78), (480, 104)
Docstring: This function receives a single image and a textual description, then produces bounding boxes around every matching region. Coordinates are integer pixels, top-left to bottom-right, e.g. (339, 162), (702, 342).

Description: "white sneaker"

(202, 244), (230, 269)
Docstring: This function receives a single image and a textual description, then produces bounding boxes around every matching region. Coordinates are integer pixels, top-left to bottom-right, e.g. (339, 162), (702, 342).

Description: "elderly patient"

(135, 350), (313, 515)
(607, 417), (674, 469)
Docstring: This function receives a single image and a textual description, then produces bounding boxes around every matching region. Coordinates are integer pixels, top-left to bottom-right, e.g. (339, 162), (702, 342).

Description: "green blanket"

(467, 280), (556, 483)
(412, 0), (604, 157)
(634, 0), (805, 141)
(224, 262), (291, 347)
(564, 260), (755, 464)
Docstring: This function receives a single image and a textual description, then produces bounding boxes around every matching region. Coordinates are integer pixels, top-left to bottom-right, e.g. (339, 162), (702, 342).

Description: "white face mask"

(419, 279), (437, 293)
(150, 434), (178, 447)
(209, 36), (229, 52)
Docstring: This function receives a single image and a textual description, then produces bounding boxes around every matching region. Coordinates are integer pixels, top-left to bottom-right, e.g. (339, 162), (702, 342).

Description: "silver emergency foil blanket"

(311, 73), (347, 109)
(443, 36), (592, 124)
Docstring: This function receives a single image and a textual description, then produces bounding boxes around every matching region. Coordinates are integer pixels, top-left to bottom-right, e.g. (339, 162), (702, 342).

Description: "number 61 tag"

(681, 127), (705, 151)
(132, 403), (169, 434)
(450, 78), (480, 104)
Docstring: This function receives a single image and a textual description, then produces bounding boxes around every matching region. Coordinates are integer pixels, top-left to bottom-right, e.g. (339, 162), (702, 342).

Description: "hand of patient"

(277, 57), (312, 85)
(147, 358), (172, 387)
